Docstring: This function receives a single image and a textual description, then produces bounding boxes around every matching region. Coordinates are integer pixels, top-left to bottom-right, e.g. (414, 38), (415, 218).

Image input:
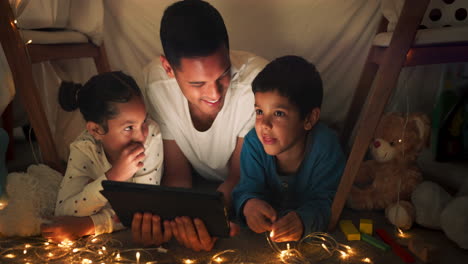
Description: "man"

(132, 0), (267, 251)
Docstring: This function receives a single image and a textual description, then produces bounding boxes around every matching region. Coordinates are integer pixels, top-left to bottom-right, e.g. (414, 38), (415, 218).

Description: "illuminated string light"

(0, 235), (167, 263)
(0, 232), (372, 264)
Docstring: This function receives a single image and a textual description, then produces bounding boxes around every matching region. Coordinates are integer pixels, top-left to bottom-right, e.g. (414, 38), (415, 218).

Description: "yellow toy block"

(359, 219), (373, 235)
(339, 220), (361, 241)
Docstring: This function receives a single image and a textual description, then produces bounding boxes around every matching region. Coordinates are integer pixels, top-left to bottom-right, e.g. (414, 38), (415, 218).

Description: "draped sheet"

(0, 0), (453, 161)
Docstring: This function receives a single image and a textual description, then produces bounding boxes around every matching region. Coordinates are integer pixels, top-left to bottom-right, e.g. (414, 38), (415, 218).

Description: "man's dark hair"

(252, 55), (323, 118)
(160, 0), (229, 69)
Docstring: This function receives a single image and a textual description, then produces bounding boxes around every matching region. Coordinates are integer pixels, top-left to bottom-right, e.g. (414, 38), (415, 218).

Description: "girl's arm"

(55, 145), (109, 217)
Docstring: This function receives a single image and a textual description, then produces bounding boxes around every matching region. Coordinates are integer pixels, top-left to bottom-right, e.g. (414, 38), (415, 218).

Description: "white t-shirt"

(143, 50), (268, 181)
(55, 119), (163, 235)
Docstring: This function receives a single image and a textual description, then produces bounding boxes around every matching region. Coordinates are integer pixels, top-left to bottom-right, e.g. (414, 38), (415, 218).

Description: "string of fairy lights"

(0, 231), (379, 264)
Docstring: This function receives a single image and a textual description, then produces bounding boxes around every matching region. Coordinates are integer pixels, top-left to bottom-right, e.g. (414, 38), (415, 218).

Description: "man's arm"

(161, 139), (192, 188)
(217, 137), (244, 206)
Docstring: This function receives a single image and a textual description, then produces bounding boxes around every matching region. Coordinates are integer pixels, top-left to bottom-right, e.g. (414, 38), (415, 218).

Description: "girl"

(41, 71), (168, 243)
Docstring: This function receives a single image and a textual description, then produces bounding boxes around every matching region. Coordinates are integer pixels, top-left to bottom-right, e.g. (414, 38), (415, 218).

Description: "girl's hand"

(106, 142), (145, 182)
(40, 216), (95, 243)
(243, 198), (277, 233)
(270, 211), (304, 242)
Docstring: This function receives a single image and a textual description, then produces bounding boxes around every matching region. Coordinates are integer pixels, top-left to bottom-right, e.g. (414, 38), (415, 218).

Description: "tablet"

(100, 180), (230, 237)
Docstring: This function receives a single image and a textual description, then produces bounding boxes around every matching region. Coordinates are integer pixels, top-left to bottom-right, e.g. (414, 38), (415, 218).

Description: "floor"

(2, 128), (468, 264)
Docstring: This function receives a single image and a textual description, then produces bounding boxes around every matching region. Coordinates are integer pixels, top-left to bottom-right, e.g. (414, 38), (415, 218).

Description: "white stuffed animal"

(0, 164), (62, 237)
(389, 180), (468, 250)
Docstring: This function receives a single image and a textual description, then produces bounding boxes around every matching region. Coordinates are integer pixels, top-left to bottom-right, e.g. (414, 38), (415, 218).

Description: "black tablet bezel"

(100, 180), (230, 237)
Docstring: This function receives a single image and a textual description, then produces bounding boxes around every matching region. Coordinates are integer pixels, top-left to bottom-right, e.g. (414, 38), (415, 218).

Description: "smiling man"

(135, 0), (267, 251)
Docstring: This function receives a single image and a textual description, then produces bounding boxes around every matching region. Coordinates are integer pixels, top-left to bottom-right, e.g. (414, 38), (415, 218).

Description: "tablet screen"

(100, 180), (230, 237)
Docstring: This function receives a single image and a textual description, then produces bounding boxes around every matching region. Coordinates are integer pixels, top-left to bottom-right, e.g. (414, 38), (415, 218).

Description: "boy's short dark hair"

(160, 0), (229, 69)
(252, 55), (323, 118)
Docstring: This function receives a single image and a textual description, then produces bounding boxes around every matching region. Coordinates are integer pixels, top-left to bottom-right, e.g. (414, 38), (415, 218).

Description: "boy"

(232, 56), (345, 242)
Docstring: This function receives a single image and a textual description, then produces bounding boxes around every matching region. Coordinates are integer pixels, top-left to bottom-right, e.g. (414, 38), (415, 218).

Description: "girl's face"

(254, 91), (314, 159)
(92, 96), (149, 162)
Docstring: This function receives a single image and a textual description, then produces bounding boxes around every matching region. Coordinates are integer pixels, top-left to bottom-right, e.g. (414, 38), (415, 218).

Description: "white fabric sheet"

(1, 0), (457, 162)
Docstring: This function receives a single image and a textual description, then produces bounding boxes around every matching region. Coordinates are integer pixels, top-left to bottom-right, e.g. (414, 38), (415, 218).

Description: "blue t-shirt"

(232, 122), (345, 236)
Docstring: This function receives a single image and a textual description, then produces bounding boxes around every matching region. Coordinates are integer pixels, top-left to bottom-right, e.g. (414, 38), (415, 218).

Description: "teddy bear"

(346, 112), (431, 212)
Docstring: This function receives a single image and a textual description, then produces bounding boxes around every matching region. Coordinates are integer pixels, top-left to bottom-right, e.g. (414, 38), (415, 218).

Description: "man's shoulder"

(143, 57), (171, 88)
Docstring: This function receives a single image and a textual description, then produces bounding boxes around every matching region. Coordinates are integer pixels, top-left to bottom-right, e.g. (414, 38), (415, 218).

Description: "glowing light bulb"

(321, 243), (331, 254)
(136, 252), (141, 264)
(213, 257), (224, 263)
(397, 228), (408, 238)
(5, 254), (15, 258)
(73, 248), (79, 253)
(340, 250), (348, 259)
(183, 259), (195, 264)
(115, 253), (121, 260)
(363, 257), (372, 263)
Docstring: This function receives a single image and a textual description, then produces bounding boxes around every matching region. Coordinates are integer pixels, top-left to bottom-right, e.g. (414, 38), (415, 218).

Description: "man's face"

(161, 46), (231, 119)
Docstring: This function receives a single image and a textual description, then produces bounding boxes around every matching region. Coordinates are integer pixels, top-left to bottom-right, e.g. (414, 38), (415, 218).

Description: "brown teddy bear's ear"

(409, 113), (431, 148)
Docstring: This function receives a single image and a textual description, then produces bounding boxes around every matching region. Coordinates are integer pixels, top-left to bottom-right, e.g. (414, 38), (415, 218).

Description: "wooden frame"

(0, 0), (110, 172)
(329, 0), (432, 230)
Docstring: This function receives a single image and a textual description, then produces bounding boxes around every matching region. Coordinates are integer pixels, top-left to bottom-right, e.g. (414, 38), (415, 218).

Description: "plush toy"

(0, 164), (62, 237)
(347, 113), (431, 212)
(410, 180), (468, 249)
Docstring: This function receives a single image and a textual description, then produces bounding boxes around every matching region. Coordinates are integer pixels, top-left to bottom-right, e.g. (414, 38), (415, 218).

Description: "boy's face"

(254, 91), (315, 158)
(89, 96), (149, 162)
(161, 45), (231, 120)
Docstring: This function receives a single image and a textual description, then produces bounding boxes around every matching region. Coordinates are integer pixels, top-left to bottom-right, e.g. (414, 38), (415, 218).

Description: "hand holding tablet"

(100, 180), (231, 237)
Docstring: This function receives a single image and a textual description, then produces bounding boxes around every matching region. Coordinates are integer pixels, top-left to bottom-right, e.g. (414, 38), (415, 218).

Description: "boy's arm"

(217, 137), (243, 206)
(295, 136), (345, 236)
(232, 132), (269, 225)
(160, 139), (192, 188)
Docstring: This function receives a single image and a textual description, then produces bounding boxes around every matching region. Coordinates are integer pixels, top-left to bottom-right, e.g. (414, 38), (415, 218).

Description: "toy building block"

(376, 229), (415, 263)
(339, 220), (360, 241)
(361, 233), (390, 251)
(359, 219), (373, 235)
(408, 238), (439, 263)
